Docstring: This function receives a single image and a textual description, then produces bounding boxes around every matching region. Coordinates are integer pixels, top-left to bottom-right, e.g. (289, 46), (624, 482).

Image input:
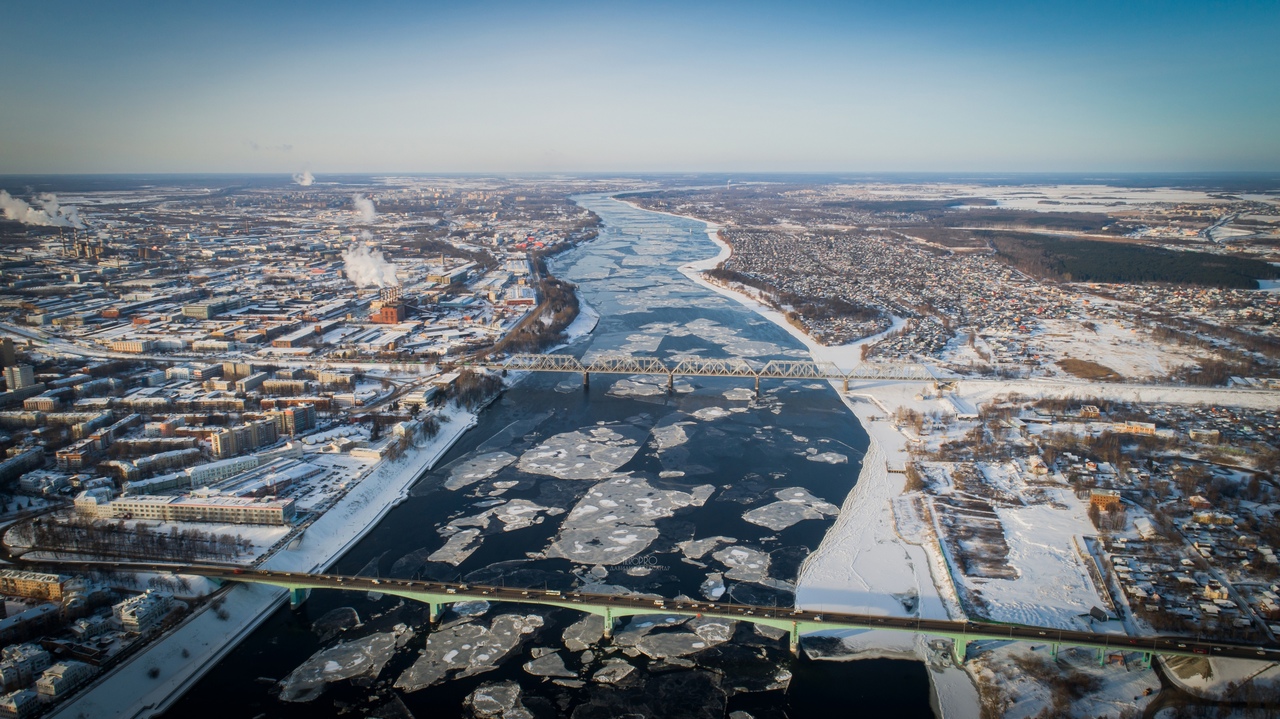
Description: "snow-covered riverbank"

(635, 197), (981, 717)
(52, 407), (479, 719)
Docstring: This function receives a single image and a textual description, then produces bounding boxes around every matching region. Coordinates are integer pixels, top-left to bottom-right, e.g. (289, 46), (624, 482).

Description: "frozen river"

(168, 195), (936, 718)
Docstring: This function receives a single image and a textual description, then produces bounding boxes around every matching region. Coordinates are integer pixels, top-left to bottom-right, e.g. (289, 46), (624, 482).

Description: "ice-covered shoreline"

(52, 408), (480, 719)
(619, 196), (981, 717)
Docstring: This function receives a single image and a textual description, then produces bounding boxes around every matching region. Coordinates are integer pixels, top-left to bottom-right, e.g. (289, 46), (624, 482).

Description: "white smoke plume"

(342, 243), (398, 288)
(0, 190), (85, 229)
(292, 170), (314, 186)
(352, 193), (376, 223)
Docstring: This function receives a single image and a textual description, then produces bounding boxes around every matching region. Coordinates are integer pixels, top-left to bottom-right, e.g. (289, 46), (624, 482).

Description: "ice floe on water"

(394, 614), (544, 692)
(452, 600), (490, 617)
(428, 528), (482, 566)
(634, 622), (733, 660)
(700, 572), (726, 600)
(691, 406), (733, 421)
(546, 475), (714, 565)
(488, 480), (519, 496)
(461, 499), (565, 532)
(430, 499), (565, 565)
(742, 487), (840, 531)
(613, 615), (687, 647)
(803, 449), (848, 464)
(650, 423), (690, 450)
(630, 318), (783, 359)
(677, 536), (736, 560)
(562, 615), (605, 652)
(279, 624), (414, 702)
(722, 387), (756, 401)
(311, 606), (360, 642)
(444, 452), (517, 491)
(591, 660), (636, 685)
(465, 680), (533, 719)
(713, 546), (771, 583)
(615, 332), (663, 353)
(607, 377), (666, 397)
(516, 424), (645, 480)
(523, 649), (576, 678)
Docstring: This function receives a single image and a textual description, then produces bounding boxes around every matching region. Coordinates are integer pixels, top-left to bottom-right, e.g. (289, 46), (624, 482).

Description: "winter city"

(1, 2), (1279, 719)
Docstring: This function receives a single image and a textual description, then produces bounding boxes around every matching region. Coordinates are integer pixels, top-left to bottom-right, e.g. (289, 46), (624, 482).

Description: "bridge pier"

(1050, 643), (1059, 659)
(582, 372), (589, 390)
(842, 378), (849, 393)
(602, 607), (614, 639)
(754, 376), (760, 396)
(666, 373), (673, 393)
(789, 622), (799, 656)
(952, 638), (969, 666)
(1140, 652), (1153, 669)
(289, 587), (309, 609)
(430, 602), (446, 624)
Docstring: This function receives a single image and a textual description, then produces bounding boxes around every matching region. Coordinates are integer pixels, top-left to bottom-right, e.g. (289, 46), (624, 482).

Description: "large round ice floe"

(516, 425), (644, 480)
(546, 475), (714, 565)
(742, 487), (840, 531)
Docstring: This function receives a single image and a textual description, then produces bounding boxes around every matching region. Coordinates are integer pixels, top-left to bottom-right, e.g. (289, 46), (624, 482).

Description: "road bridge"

(64, 562), (1280, 667)
(470, 353), (938, 393)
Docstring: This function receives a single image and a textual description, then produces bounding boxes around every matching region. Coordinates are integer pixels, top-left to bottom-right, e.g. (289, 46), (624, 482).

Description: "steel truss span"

(473, 353), (937, 382)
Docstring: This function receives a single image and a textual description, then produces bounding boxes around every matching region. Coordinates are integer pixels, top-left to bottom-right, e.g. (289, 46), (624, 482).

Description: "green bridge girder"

(249, 575), (1170, 666)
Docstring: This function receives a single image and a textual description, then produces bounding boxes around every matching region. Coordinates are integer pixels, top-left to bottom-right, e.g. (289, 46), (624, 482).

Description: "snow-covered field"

(1160, 654), (1280, 701)
(1031, 318), (1205, 381)
(964, 500), (1108, 629)
(856, 183), (1236, 214)
(971, 643), (1160, 719)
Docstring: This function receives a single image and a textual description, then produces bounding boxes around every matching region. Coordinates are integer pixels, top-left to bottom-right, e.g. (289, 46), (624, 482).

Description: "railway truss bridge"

(75, 563), (1280, 668)
(468, 353), (939, 393)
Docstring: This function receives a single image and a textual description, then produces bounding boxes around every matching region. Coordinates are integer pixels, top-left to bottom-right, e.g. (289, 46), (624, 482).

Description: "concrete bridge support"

(602, 607), (614, 639)
(1140, 652), (1153, 669)
(666, 373), (674, 393)
(789, 622), (799, 656)
(582, 372), (589, 390)
(289, 587), (310, 609)
(952, 638), (969, 666)
(430, 602), (447, 624)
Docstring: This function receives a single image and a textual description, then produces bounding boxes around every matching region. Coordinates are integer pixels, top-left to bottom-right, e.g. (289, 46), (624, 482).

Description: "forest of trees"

(985, 231), (1280, 288)
(15, 517), (253, 561)
(488, 272), (580, 356)
(442, 370), (505, 411)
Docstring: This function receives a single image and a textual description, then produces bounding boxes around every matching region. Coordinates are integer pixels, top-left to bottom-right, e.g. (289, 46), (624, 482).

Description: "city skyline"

(2, 0), (1278, 174)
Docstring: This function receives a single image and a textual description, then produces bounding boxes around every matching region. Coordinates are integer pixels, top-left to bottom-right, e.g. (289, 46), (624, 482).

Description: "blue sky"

(1, 1), (1276, 173)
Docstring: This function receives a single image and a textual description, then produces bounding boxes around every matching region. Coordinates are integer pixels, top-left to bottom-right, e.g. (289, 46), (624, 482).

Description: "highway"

(53, 561), (1280, 663)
